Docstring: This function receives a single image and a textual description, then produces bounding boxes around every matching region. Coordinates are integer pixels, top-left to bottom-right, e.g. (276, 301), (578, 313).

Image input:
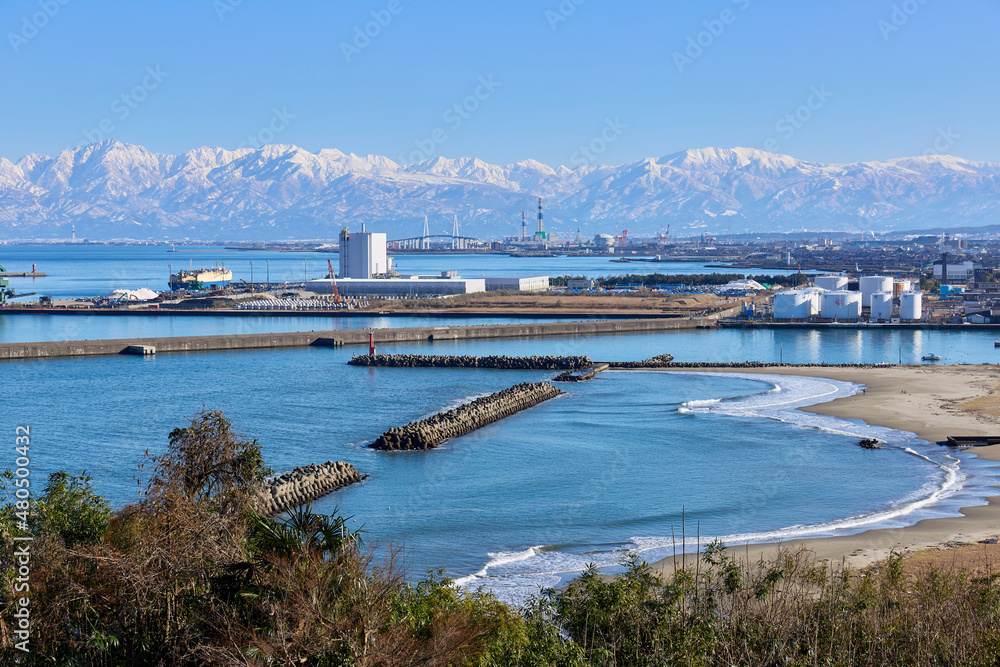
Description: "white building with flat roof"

(305, 277), (486, 297)
(339, 226), (390, 279)
(484, 276), (549, 291)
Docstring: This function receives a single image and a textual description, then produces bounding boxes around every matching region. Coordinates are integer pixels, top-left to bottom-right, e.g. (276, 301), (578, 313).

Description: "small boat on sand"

(921, 354), (942, 361)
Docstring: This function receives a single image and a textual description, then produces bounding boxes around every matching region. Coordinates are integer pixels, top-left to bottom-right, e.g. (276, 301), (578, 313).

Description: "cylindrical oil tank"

(814, 274), (848, 291)
(892, 279), (912, 298)
(820, 291), (862, 320)
(860, 276), (893, 307)
(900, 291), (922, 320)
(773, 290), (813, 320)
(870, 292), (893, 321)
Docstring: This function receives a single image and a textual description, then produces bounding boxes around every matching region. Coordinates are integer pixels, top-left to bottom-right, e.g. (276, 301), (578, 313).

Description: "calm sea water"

(0, 313), (603, 344)
(0, 245), (804, 301)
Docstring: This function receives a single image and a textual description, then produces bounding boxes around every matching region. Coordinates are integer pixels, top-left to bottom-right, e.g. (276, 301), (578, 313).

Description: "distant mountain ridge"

(1, 141), (999, 240)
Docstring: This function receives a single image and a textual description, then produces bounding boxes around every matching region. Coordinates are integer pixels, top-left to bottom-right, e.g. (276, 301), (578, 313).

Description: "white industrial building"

(339, 226), (391, 279)
(305, 277), (486, 297)
(820, 291), (862, 320)
(484, 276), (549, 291)
(814, 275), (848, 291)
(773, 290), (821, 320)
(870, 292), (893, 321)
(933, 259), (975, 282)
(900, 291), (923, 321)
(859, 276), (893, 308)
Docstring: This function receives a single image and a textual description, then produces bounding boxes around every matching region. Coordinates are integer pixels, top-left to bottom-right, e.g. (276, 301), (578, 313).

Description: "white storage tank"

(773, 290), (816, 320)
(900, 291), (922, 321)
(814, 274), (848, 291)
(820, 291), (862, 320)
(870, 292), (893, 321)
(859, 276), (893, 308)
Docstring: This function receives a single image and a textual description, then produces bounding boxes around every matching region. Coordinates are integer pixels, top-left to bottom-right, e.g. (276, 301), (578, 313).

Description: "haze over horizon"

(2, 0), (997, 167)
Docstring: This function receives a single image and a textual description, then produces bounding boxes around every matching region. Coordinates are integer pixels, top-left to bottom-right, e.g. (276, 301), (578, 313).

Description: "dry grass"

(380, 291), (741, 314)
(957, 380), (1000, 418)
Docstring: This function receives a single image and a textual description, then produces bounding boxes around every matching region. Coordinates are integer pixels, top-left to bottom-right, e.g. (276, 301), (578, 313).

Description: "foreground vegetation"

(2, 411), (999, 665)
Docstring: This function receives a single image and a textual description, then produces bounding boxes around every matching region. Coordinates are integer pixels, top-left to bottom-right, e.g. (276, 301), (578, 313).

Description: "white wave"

(681, 398), (722, 408)
(453, 545), (547, 588)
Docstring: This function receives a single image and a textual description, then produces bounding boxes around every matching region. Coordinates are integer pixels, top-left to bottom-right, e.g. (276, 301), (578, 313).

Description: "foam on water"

(458, 370), (1000, 608)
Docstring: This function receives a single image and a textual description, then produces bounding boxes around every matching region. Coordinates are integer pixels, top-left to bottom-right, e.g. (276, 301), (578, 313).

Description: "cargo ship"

(168, 267), (233, 291)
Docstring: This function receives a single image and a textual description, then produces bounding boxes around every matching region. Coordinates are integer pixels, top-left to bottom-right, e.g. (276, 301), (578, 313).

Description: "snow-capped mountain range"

(2, 140), (999, 240)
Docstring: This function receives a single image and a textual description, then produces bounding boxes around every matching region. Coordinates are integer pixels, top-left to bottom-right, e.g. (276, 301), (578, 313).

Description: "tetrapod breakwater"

(348, 354), (592, 370)
(606, 354), (676, 368)
(256, 460), (364, 516)
(369, 382), (563, 451)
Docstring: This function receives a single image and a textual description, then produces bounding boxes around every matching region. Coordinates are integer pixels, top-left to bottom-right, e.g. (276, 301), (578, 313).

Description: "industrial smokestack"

(537, 197), (544, 235)
(521, 212), (527, 240)
(941, 252), (949, 285)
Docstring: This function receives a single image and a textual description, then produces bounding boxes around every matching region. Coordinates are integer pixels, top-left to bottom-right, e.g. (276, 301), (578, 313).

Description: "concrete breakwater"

(553, 363), (609, 382)
(370, 382), (563, 451)
(348, 354), (592, 370)
(0, 317), (713, 361)
(256, 460), (364, 516)
(606, 354), (675, 369)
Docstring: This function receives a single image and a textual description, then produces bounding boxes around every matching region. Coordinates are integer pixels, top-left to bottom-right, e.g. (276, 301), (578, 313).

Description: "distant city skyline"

(2, 0), (997, 166)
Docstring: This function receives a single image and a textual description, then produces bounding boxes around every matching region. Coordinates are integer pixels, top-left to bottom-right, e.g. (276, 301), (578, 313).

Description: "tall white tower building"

(339, 225), (389, 279)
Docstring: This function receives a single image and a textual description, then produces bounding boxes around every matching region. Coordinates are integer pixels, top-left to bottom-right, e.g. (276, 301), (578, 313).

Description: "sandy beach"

(649, 364), (1000, 576)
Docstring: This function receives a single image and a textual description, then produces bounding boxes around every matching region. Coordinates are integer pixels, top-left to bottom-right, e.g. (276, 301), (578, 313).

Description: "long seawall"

(370, 382), (563, 451)
(0, 318), (714, 361)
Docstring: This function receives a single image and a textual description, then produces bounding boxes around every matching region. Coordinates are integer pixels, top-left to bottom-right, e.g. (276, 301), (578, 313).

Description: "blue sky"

(1, 0), (997, 166)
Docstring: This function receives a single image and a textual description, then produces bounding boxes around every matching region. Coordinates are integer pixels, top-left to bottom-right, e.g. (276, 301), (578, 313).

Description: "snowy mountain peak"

(2, 142), (998, 240)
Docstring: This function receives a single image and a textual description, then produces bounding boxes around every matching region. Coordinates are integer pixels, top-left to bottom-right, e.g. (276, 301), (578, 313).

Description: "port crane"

(615, 229), (632, 248)
(0, 264), (34, 304)
(657, 225), (670, 245)
(326, 260), (343, 305)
